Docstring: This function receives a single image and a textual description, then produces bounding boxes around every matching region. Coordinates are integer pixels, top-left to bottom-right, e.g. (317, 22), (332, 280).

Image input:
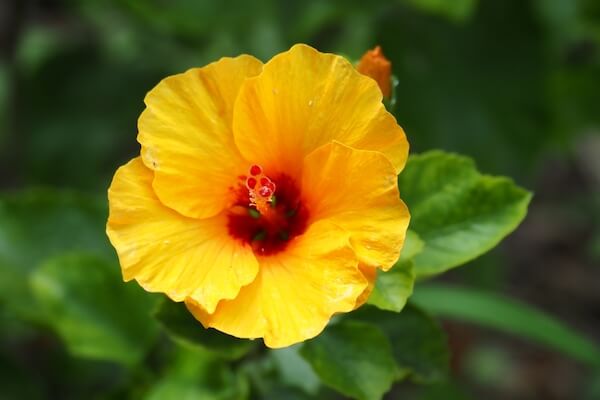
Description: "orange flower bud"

(357, 46), (392, 98)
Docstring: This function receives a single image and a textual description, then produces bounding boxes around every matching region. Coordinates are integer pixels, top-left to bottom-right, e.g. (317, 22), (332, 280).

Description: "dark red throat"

(227, 174), (309, 256)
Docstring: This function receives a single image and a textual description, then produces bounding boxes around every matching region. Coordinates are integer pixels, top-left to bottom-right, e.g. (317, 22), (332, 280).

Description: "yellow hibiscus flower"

(106, 44), (410, 348)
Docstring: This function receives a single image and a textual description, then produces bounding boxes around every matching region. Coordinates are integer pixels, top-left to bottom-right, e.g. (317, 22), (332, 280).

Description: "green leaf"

(405, 0), (478, 22)
(145, 348), (249, 400)
(29, 253), (159, 365)
(0, 189), (111, 319)
(300, 320), (401, 400)
(367, 261), (415, 312)
(352, 304), (449, 383)
(366, 230), (421, 312)
(399, 229), (425, 262)
(399, 151), (532, 277)
(271, 345), (320, 395)
(412, 284), (600, 367)
(153, 298), (255, 360)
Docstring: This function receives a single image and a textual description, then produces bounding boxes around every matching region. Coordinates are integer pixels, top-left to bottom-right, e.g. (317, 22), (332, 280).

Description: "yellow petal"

(138, 55), (263, 219)
(106, 158), (259, 313)
(354, 264), (377, 309)
(186, 221), (367, 348)
(302, 142), (410, 271)
(233, 44), (408, 176)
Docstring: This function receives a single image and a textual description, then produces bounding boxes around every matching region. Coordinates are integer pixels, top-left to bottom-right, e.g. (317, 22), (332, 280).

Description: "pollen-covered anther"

(246, 165), (276, 215)
(258, 186), (274, 198)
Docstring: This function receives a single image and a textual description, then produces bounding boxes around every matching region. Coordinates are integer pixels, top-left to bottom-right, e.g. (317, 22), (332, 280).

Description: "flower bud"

(357, 46), (392, 98)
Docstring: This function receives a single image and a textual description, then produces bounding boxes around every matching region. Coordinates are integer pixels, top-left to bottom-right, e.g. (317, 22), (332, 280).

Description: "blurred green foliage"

(0, 189), (110, 319)
(5, 0), (599, 189)
(1, 0), (599, 399)
(31, 253), (159, 365)
(413, 284), (600, 367)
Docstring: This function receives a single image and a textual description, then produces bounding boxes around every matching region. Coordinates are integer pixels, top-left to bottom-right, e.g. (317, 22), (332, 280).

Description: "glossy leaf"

(271, 345), (320, 395)
(368, 261), (415, 312)
(399, 151), (531, 277)
(145, 348), (249, 400)
(300, 320), (401, 400)
(352, 304), (449, 382)
(399, 229), (425, 262)
(153, 298), (255, 360)
(412, 284), (600, 367)
(30, 253), (159, 365)
(366, 230), (421, 312)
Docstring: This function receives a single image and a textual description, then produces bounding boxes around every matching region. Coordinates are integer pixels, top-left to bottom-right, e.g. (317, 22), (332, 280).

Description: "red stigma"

(250, 165), (262, 176)
(246, 177), (257, 189)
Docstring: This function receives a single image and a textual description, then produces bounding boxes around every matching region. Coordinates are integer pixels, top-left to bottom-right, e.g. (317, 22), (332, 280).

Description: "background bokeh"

(1, 0), (599, 399)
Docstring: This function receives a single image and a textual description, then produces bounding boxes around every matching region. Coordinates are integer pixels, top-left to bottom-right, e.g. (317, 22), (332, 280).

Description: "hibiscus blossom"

(107, 44), (410, 348)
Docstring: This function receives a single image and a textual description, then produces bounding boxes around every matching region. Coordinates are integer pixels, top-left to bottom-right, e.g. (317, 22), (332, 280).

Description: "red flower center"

(227, 165), (309, 256)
